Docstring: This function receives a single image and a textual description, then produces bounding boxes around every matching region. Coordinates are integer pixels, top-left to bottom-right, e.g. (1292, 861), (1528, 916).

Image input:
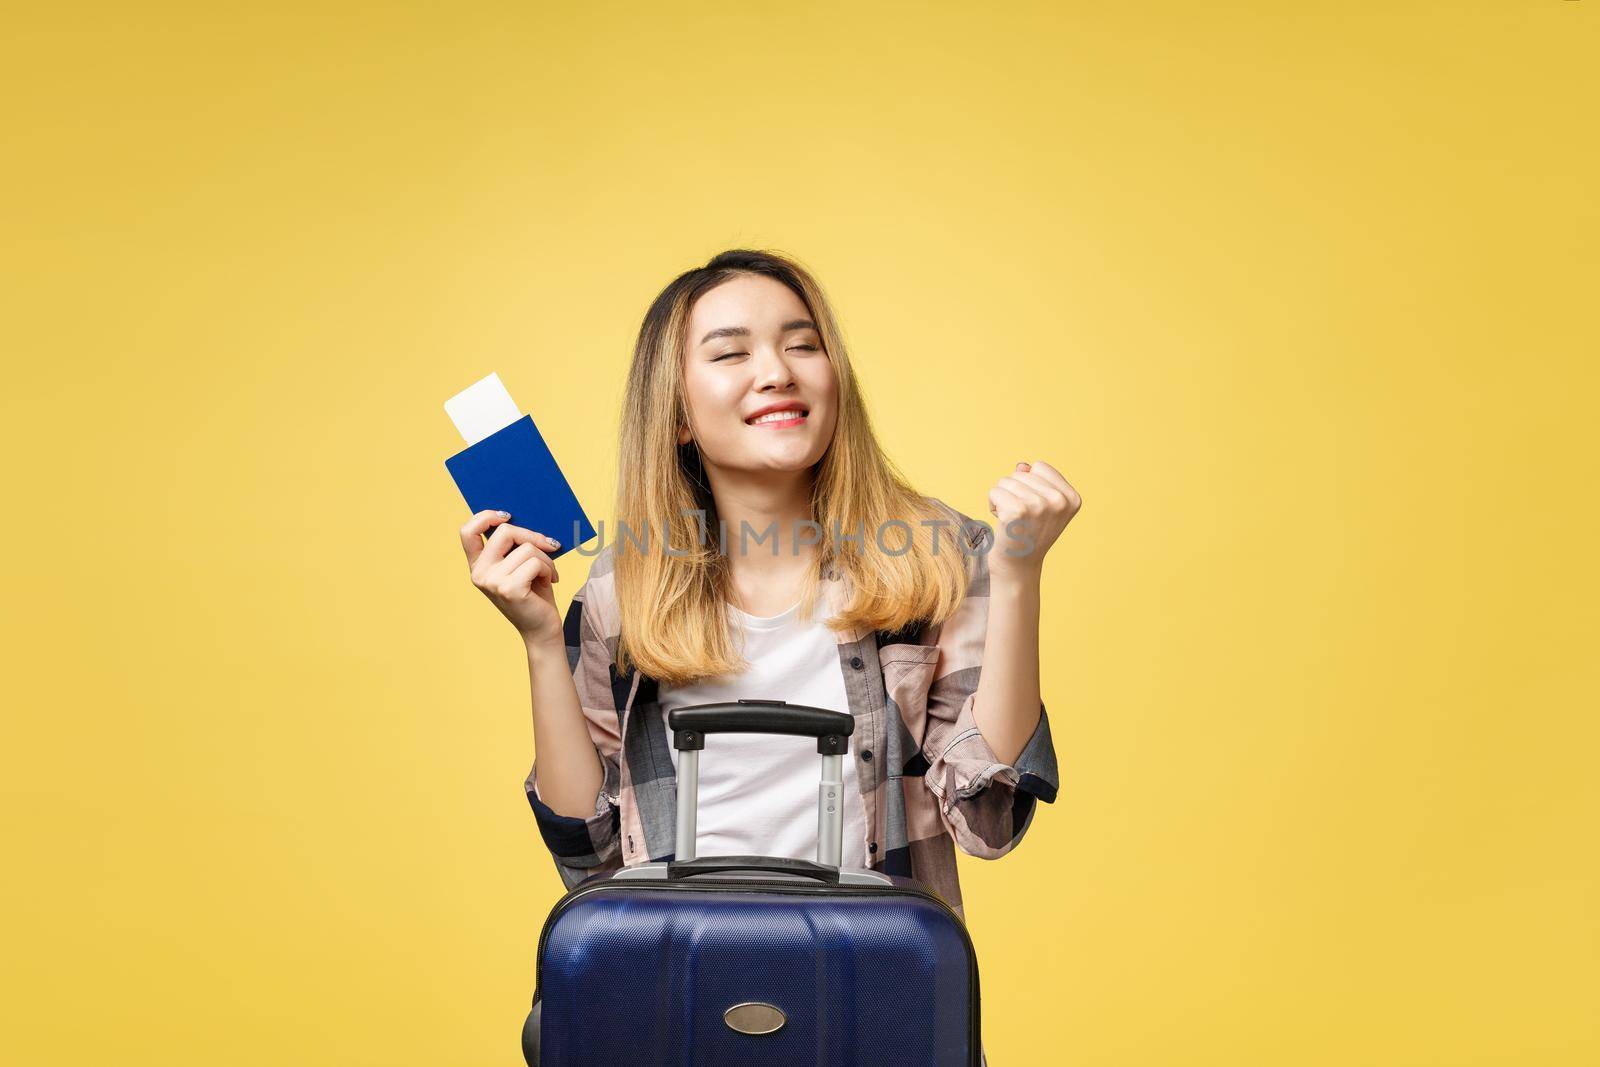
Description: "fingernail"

(497, 510), (511, 518)
(546, 536), (560, 547)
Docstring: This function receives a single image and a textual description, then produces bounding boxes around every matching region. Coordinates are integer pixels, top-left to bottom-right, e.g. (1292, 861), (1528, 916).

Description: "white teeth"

(750, 410), (806, 424)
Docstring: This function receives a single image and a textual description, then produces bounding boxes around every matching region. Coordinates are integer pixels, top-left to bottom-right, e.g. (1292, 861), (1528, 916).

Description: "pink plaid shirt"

(525, 498), (1059, 924)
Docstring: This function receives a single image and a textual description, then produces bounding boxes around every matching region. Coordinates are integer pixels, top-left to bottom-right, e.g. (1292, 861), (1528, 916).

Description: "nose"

(752, 345), (798, 392)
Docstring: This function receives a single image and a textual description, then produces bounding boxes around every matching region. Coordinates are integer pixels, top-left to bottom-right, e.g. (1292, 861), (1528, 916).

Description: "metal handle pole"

(675, 748), (699, 861)
(817, 752), (843, 867)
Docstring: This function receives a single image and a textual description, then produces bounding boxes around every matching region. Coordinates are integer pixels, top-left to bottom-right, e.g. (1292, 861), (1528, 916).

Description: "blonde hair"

(609, 248), (974, 687)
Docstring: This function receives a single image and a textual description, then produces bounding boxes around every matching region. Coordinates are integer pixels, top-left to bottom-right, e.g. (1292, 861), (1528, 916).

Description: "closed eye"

(713, 344), (819, 361)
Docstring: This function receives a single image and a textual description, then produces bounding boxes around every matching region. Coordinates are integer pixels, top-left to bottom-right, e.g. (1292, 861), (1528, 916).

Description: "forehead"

(688, 274), (811, 335)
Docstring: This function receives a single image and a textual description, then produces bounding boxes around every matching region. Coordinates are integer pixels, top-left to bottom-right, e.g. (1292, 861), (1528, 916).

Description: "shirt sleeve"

(920, 518), (1061, 860)
(523, 580), (627, 890)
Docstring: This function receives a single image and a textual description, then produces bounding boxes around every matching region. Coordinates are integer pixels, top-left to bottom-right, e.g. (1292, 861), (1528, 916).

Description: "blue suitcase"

(523, 700), (982, 1065)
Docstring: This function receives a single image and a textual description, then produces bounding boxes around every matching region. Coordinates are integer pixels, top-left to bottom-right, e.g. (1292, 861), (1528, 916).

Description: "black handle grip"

(666, 854), (842, 884)
(668, 700), (855, 755)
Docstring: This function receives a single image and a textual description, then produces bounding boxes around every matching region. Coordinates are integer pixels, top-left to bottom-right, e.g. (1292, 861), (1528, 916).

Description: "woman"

(458, 248), (1081, 925)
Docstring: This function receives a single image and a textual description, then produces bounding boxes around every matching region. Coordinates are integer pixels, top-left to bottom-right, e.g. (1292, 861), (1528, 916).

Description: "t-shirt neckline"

(726, 597), (805, 631)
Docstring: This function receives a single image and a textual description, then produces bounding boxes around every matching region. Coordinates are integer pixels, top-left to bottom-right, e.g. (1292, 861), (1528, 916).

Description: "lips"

(745, 405), (809, 425)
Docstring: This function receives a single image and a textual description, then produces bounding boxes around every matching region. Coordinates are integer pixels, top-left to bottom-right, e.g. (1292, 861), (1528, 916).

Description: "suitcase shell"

(523, 701), (983, 1066)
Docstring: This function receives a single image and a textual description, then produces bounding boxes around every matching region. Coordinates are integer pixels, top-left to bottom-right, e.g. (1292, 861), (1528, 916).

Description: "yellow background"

(3, 2), (1595, 1063)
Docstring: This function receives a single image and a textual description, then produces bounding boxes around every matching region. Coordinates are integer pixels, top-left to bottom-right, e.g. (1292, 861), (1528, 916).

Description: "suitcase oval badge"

(723, 1001), (786, 1034)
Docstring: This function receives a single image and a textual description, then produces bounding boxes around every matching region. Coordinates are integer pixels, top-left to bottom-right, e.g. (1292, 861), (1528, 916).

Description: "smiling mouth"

(746, 409), (809, 427)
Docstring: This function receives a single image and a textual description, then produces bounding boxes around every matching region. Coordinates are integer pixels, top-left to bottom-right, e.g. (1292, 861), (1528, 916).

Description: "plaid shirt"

(524, 499), (1060, 925)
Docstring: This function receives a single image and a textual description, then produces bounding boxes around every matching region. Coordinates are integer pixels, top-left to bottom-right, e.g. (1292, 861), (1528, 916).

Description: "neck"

(701, 464), (817, 564)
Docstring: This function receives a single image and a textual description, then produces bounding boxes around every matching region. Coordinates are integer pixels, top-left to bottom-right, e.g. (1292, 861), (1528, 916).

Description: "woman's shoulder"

(569, 541), (624, 642)
(587, 538), (622, 580)
(919, 494), (992, 552)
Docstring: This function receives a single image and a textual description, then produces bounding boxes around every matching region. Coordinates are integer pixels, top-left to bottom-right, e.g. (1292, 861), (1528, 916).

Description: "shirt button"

(849, 655), (864, 669)
(861, 749), (873, 762)
(868, 842), (878, 854)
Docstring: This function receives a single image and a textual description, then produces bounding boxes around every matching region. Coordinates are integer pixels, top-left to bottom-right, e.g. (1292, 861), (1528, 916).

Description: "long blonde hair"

(609, 248), (974, 686)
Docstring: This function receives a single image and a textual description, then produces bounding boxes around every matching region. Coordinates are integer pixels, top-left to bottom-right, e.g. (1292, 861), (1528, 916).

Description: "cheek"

(815, 381), (840, 423)
(681, 371), (736, 423)
(803, 365), (839, 406)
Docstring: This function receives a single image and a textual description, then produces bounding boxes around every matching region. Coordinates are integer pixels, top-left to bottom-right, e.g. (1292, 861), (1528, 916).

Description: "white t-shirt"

(659, 593), (867, 870)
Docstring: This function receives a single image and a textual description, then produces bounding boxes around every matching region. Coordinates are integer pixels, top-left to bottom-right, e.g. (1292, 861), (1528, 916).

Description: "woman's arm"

(977, 458), (1081, 763)
(913, 467), (1080, 859)
(525, 636), (605, 819)
(916, 519), (1057, 861)
(971, 572), (1043, 766)
(523, 582), (627, 886)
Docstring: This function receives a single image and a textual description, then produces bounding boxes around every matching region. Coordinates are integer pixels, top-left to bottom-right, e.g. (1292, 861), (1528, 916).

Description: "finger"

(486, 522), (560, 559)
(476, 523), (561, 576)
(490, 540), (540, 580)
(997, 475), (1046, 508)
(492, 543), (552, 591)
(1010, 469), (1069, 507)
(459, 510), (511, 567)
(1021, 460), (1072, 495)
(988, 484), (1025, 518)
(507, 550), (557, 592)
(492, 540), (559, 586)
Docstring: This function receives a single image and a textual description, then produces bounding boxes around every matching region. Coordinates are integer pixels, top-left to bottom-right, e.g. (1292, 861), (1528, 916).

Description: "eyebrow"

(698, 318), (818, 347)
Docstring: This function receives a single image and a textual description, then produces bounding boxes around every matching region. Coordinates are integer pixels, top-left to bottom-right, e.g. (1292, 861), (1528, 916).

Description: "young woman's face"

(679, 273), (838, 477)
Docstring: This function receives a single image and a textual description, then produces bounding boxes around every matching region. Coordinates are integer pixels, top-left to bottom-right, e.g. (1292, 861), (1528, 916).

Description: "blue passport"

(444, 414), (596, 558)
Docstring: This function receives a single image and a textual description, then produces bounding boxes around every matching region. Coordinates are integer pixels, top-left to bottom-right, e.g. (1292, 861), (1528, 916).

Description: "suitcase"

(522, 699), (983, 1066)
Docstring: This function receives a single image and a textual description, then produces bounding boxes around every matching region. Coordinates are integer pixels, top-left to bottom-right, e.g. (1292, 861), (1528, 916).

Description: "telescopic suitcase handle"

(666, 699), (855, 869)
(668, 699), (854, 751)
(665, 855), (842, 884)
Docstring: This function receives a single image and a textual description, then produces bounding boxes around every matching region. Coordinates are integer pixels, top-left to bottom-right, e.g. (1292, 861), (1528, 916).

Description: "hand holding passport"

(444, 372), (597, 556)
(446, 372), (597, 645)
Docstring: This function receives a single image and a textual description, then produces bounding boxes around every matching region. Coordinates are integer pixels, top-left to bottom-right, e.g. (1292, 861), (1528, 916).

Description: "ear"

(677, 424), (692, 446)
